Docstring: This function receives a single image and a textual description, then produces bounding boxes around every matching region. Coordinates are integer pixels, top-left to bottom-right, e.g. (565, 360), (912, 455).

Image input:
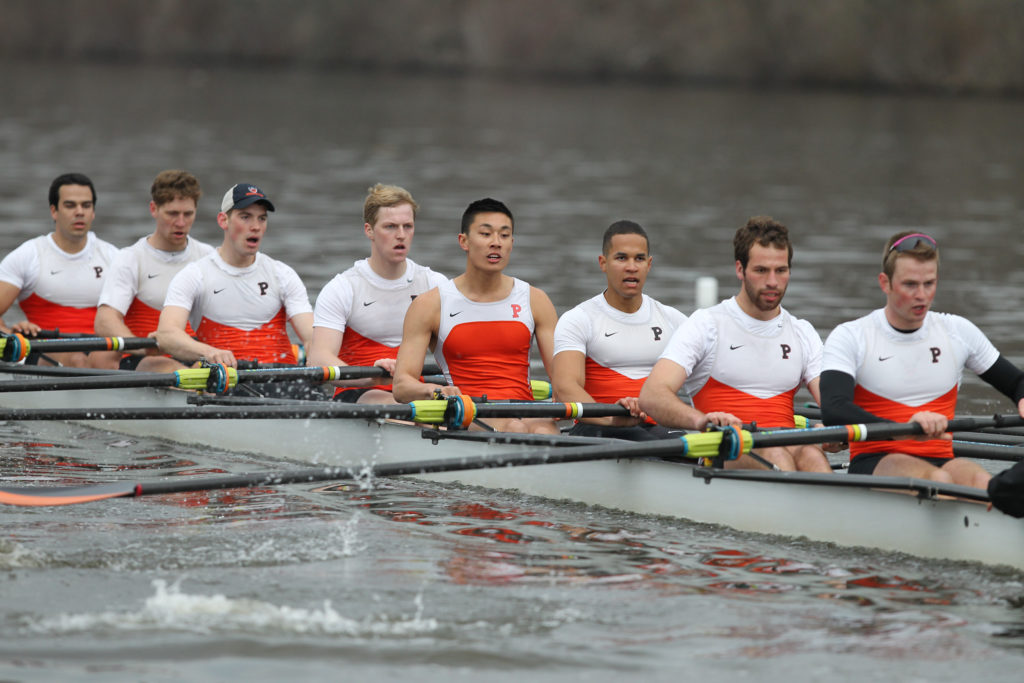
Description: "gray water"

(2, 62), (1024, 681)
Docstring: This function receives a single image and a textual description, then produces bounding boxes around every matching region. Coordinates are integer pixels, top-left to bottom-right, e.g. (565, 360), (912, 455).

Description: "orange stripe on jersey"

(18, 293), (97, 335)
(125, 299), (196, 337)
(583, 358), (655, 424)
(692, 376), (798, 428)
(849, 385), (957, 459)
(196, 307), (297, 365)
(339, 328), (396, 394)
(583, 358), (645, 403)
(441, 320), (533, 400)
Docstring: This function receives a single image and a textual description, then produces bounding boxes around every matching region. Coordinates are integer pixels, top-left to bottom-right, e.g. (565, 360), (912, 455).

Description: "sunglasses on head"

(888, 233), (937, 253)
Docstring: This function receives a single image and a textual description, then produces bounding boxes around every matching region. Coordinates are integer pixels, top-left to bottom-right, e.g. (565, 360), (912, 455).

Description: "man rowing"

(392, 198), (559, 434)
(95, 170), (214, 372)
(0, 173), (120, 368)
(307, 184), (446, 403)
(552, 220), (686, 440)
(155, 183), (313, 368)
(639, 216), (831, 472)
(820, 231), (1024, 488)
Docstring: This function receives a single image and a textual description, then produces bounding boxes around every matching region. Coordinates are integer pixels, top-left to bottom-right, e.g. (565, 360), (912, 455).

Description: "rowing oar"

(0, 334), (157, 361)
(5, 416), (1020, 508)
(0, 398), (631, 427)
(0, 363), (444, 394)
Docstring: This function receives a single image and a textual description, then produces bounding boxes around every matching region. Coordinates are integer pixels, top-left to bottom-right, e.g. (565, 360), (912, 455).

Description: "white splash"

(24, 578), (438, 637)
(0, 539), (47, 568)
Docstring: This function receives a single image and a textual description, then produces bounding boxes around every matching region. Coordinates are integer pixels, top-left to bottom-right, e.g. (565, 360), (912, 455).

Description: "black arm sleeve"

(818, 369), (893, 426)
(978, 355), (1024, 405)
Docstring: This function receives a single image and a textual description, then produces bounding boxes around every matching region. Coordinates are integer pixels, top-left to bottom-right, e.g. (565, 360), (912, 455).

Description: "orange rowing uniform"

(434, 278), (535, 401)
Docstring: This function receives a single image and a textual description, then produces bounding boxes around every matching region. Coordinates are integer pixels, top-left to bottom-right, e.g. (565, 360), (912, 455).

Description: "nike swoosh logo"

(406, 278), (414, 283)
(878, 356), (893, 361)
(363, 301), (375, 307)
(49, 270), (61, 275)
(449, 311), (462, 317)
(213, 288), (226, 294)
(604, 331), (618, 337)
(729, 344), (743, 350)
(147, 273), (160, 279)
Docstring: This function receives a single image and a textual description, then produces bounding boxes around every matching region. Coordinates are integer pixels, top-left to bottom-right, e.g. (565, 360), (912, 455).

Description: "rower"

(551, 220), (687, 440)
(0, 173), (120, 368)
(306, 184), (446, 404)
(639, 216), (832, 472)
(392, 198), (560, 434)
(155, 183), (313, 369)
(820, 231), (1024, 489)
(95, 170), (214, 372)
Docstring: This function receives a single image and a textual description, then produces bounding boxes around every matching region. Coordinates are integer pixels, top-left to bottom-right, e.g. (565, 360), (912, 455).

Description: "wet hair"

(364, 183), (418, 226)
(151, 170), (201, 207)
(733, 216), (792, 269)
(461, 198), (513, 234)
(602, 220), (649, 255)
(882, 231), (939, 279)
(48, 173), (96, 208)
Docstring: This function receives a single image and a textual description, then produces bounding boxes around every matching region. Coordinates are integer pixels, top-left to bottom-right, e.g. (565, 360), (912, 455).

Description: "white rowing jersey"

(823, 308), (999, 458)
(163, 251), (312, 364)
(660, 296), (822, 428)
(98, 235), (214, 336)
(314, 258), (446, 392)
(434, 277), (535, 401)
(0, 233), (119, 334)
(314, 258), (446, 364)
(554, 292), (686, 404)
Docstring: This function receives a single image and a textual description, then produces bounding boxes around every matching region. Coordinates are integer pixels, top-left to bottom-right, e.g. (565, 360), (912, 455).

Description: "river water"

(1, 62), (1024, 681)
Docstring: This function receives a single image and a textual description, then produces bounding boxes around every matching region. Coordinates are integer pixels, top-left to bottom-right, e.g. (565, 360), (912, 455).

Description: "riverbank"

(4, 0), (1023, 95)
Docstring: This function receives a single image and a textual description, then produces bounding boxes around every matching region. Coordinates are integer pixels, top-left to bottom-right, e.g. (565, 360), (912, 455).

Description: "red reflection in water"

(452, 526), (531, 544)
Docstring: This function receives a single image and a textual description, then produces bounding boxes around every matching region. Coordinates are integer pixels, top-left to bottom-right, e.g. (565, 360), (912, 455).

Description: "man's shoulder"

(91, 235), (121, 259)
(646, 296), (687, 323)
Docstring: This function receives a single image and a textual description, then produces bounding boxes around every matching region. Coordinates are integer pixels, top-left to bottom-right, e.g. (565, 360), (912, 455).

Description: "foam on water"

(0, 538), (48, 569)
(23, 578), (438, 638)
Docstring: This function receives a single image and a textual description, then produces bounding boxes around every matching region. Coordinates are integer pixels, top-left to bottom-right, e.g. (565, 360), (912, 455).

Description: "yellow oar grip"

(680, 429), (754, 461)
(173, 367), (239, 392)
(409, 399), (447, 424)
(531, 379), (552, 401)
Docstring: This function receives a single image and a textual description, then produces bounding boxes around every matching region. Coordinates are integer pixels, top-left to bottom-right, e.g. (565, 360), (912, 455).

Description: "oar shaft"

(952, 441), (1024, 462)
(0, 334), (157, 361)
(0, 404), (419, 421)
(0, 363), (445, 392)
(0, 400), (630, 423)
(23, 336), (157, 353)
(0, 372), (180, 392)
(748, 416), (1024, 449)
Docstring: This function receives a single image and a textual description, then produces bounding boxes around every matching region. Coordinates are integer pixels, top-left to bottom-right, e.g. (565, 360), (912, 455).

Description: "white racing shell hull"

(1, 372), (1022, 570)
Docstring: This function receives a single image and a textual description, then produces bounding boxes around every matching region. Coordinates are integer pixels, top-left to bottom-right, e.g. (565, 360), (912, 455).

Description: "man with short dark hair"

(820, 231), (1024, 488)
(0, 172), (120, 367)
(96, 170), (214, 371)
(552, 220), (686, 440)
(155, 183), (312, 368)
(640, 216), (831, 472)
(392, 198), (559, 434)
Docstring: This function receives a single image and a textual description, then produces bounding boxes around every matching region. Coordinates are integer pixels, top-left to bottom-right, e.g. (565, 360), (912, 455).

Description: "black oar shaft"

(0, 401), (629, 422)
(22, 336), (157, 353)
(0, 373), (180, 392)
(749, 416), (1024, 449)
(0, 363), (445, 393)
